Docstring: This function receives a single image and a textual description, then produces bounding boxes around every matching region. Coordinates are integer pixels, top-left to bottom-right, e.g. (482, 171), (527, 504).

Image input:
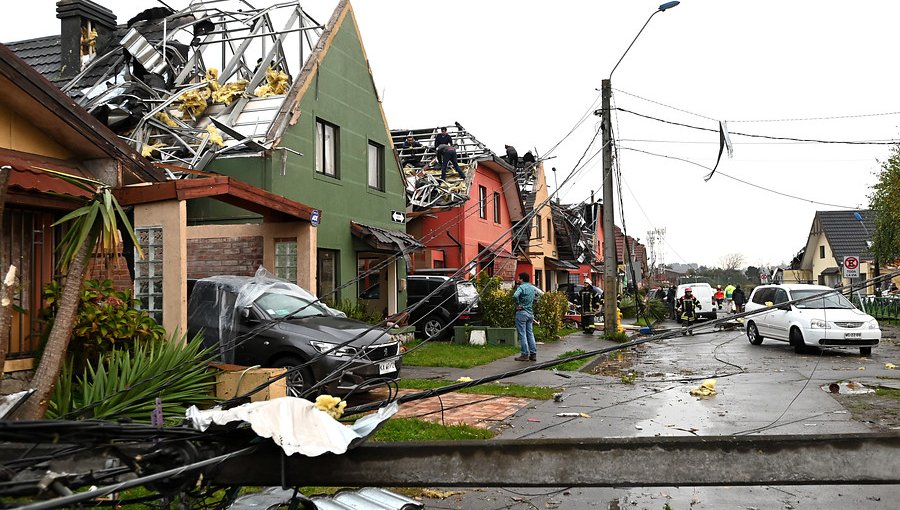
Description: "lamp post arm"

(609, 9), (662, 80)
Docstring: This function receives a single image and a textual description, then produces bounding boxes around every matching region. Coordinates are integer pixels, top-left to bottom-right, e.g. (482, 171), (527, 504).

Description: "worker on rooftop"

(401, 133), (424, 168)
(505, 144), (518, 168)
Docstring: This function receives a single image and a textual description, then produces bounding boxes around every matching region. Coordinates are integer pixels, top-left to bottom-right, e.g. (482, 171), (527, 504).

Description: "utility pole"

(601, 79), (618, 332)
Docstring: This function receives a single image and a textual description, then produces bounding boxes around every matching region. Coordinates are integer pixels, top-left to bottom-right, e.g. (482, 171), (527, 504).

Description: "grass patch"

(398, 378), (558, 399)
(875, 387), (900, 398)
(372, 417), (495, 441)
(402, 340), (518, 368)
(544, 349), (590, 372)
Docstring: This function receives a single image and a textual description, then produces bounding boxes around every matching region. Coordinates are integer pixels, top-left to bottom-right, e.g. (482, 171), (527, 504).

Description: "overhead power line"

(617, 107), (900, 146)
(617, 146), (859, 210)
(614, 87), (900, 123)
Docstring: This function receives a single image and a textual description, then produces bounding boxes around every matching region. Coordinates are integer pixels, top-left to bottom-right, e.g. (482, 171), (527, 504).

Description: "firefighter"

(677, 287), (702, 334)
(579, 279), (602, 334)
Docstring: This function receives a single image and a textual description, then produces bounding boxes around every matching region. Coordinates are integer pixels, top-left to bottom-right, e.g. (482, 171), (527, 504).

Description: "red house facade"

(408, 157), (524, 281)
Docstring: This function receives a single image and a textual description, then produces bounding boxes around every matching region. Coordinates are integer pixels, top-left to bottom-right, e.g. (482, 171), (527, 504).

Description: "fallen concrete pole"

(210, 433), (900, 487)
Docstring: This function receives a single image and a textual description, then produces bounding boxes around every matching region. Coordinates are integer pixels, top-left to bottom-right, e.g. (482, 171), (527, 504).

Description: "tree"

(16, 171), (142, 420)
(745, 266), (760, 282)
(869, 145), (900, 264)
(719, 253), (745, 271)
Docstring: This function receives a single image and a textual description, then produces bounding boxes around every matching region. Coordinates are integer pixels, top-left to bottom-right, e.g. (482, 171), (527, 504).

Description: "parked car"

(744, 284), (880, 356)
(558, 283), (603, 307)
(675, 283), (717, 322)
(406, 275), (482, 340)
(187, 275), (401, 397)
(644, 288), (664, 302)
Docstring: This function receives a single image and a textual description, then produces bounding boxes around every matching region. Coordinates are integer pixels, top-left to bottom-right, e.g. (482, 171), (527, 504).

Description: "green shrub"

(48, 332), (217, 423)
(326, 298), (383, 324)
(41, 279), (166, 369)
(534, 291), (569, 342)
(618, 295), (637, 319)
(482, 287), (515, 327)
(645, 299), (669, 322)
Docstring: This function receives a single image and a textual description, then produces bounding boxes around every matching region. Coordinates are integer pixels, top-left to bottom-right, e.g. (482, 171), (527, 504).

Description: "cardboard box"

(211, 364), (287, 402)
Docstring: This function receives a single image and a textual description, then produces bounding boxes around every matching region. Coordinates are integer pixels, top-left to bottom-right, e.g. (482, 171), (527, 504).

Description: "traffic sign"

(390, 210), (406, 224)
(843, 256), (860, 278)
(310, 209), (320, 227)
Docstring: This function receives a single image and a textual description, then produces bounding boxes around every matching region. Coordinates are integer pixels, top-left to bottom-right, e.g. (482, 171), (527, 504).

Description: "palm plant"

(16, 169), (143, 420)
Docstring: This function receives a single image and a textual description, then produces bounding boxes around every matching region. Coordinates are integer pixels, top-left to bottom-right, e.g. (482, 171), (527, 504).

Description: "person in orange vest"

(714, 285), (725, 310)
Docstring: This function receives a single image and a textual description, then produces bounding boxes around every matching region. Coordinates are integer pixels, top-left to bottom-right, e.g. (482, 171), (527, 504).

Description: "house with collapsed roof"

(392, 125), (524, 282)
(0, 42), (164, 371)
(9, 0), (419, 320)
(550, 200), (603, 287)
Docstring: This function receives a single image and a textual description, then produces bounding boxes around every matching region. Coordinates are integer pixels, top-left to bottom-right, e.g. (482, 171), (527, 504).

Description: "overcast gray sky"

(6, 1), (899, 269)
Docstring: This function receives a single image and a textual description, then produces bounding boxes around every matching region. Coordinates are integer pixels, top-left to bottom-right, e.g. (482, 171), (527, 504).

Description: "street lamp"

(602, 1), (680, 333)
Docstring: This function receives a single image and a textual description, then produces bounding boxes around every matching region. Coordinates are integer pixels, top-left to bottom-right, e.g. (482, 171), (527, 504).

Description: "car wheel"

(789, 328), (806, 354)
(747, 322), (764, 345)
(272, 356), (314, 399)
(860, 346), (872, 356)
(422, 315), (448, 340)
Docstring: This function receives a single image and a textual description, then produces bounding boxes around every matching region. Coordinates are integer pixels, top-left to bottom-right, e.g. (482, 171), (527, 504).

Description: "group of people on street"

(659, 283), (746, 325)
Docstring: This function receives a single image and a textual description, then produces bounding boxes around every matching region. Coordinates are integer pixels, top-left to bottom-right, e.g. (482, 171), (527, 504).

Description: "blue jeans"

(515, 310), (536, 357)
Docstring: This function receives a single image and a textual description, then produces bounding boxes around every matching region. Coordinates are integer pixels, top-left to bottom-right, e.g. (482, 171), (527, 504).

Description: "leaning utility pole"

(601, 79), (618, 332)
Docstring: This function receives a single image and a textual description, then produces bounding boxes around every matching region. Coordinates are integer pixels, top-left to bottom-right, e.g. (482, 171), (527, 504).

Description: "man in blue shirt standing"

(513, 272), (538, 361)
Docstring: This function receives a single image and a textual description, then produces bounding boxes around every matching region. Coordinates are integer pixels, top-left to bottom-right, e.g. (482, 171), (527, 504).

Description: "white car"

(744, 284), (880, 356)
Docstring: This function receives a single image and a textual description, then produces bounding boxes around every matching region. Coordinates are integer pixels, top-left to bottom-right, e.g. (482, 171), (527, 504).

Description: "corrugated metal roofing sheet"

(229, 486), (423, 510)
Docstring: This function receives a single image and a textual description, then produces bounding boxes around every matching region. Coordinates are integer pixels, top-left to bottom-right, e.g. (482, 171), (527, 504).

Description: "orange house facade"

(408, 157), (524, 282)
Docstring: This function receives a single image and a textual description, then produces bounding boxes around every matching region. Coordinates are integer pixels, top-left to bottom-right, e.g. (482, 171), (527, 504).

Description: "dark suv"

(406, 275), (482, 340)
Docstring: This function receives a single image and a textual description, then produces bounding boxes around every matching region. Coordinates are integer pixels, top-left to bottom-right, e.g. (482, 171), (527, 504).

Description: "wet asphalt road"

(414, 314), (900, 509)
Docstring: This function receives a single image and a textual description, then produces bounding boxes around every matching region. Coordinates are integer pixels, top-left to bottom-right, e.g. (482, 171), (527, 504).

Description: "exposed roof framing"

(390, 123), (497, 211)
(14, 0), (326, 172)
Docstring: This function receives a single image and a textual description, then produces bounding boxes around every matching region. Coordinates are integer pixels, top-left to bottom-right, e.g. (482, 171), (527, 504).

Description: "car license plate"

(379, 359), (397, 374)
(845, 332), (862, 338)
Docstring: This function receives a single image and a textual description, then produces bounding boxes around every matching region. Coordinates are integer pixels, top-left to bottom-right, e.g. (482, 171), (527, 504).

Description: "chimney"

(56, 0), (117, 79)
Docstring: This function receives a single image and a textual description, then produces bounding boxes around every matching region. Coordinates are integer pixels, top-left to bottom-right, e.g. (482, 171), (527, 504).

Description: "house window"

(478, 186), (487, 219)
(535, 215), (542, 239)
(358, 256), (381, 299)
(493, 192), (501, 223)
(535, 269), (543, 290)
(274, 239), (297, 282)
(317, 249), (339, 302)
(135, 226), (164, 324)
(367, 141), (384, 190)
(819, 245), (825, 259)
(547, 218), (552, 241)
(315, 119), (338, 177)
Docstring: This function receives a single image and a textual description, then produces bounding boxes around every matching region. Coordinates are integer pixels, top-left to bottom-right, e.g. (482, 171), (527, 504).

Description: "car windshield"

(457, 281), (479, 303)
(254, 292), (329, 319)
(791, 289), (855, 309)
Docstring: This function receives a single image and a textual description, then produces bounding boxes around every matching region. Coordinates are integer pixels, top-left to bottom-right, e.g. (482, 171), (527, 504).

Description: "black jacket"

(732, 287), (746, 305)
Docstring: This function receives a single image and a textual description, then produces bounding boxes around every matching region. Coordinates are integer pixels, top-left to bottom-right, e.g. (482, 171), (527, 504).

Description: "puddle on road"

(632, 385), (719, 436)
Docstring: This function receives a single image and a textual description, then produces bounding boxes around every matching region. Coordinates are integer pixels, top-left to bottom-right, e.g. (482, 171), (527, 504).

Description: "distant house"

(395, 125), (524, 282)
(794, 210), (877, 291)
(613, 226), (650, 290)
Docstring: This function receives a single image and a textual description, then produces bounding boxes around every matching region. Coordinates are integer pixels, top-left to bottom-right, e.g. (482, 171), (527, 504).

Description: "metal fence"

(853, 294), (900, 320)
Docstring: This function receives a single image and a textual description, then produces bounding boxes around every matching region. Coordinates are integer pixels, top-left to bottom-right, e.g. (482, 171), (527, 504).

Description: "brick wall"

(87, 253), (133, 291)
(188, 236), (264, 278)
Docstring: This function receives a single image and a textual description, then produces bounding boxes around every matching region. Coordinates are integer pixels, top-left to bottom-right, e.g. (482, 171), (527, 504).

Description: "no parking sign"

(843, 256), (860, 278)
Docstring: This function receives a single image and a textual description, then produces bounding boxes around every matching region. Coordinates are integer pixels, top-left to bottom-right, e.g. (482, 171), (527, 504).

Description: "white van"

(675, 283), (717, 322)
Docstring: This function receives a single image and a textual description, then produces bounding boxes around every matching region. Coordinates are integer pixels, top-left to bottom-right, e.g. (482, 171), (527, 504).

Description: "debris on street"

(822, 381), (875, 395)
(689, 379), (718, 397)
